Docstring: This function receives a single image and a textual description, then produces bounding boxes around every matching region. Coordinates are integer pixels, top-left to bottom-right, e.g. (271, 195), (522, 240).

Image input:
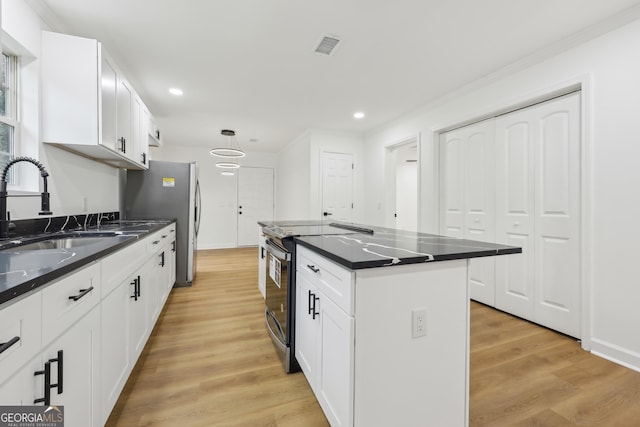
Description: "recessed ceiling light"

(169, 88), (183, 96)
(353, 111), (365, 119)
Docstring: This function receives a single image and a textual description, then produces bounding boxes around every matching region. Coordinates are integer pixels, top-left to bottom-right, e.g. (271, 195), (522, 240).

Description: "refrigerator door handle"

(195, 180), (202, 237)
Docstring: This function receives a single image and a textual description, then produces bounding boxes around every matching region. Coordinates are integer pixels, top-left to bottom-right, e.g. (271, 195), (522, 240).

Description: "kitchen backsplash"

(7, 211), (120, 239)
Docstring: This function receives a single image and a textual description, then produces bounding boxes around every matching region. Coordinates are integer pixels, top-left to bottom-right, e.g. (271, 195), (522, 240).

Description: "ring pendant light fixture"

(210, 129), (245, 174)
(210, 129), (246, 158)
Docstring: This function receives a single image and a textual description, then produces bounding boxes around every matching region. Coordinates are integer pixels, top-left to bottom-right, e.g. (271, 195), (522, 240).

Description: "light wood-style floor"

(106, 248), (640, 426)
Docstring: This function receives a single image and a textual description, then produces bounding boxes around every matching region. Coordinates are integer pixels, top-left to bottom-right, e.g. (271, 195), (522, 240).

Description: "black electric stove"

(262, 222), (372, 372)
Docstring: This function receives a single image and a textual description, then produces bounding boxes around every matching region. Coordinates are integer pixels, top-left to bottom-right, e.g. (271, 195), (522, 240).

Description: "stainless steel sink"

(13, 236), (114, 250)
(0, 233), (135, 252)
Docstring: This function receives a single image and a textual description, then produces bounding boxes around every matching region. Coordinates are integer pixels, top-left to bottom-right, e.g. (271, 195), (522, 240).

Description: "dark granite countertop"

(294, 224), (521, 270)
(0, 219), (175, 306)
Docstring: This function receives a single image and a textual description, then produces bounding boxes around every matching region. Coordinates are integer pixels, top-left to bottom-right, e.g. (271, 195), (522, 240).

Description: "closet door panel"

(496, 112), (535, 320)
(534, 94), (581, 337)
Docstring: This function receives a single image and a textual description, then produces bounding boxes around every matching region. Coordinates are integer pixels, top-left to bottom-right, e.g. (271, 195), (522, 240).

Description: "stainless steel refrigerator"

(125, 160), (201, 286)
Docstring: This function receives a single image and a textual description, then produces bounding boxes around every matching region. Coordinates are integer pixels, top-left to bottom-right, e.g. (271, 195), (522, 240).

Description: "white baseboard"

(196, 243), (237, 250)
(590, 338), (640, 373)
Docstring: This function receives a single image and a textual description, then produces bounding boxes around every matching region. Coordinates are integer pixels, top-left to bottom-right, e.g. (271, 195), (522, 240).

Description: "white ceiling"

(27, 0), (640, 152)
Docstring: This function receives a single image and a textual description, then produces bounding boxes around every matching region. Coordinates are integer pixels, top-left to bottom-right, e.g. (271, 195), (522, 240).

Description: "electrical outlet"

(412, 308), (427, 338)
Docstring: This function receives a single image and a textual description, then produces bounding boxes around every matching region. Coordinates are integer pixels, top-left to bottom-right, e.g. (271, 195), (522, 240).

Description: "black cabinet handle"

(130, 277), (138, 301)
(308, 290), (320, 319)
(34, 361), (51, 405)
(141, 152), (147, 164)
(137, 275), (141, 298)
(312, 295), (319, 319)
(307, 264), (320, 273)
(118, 137), (126, 153)
(323, 212), (333, 216)
(33, 350), (62, 405)
(171, 241), (176, 253)
(68, 286), (94, 302)
(153, 240), (160, 245)
(50, 350), (63, 395)
(0, 336), (20, 354)
(261, 246), (265, 259)
(160, 251), (165, 267)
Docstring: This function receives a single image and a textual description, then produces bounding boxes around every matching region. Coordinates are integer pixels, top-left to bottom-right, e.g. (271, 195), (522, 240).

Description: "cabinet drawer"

(153, 225), (175, 254)
(0, 292), (42, 384)
(146, 229), (165, 254)
(297, 245), (354, 315)
(102, 238), (146, 297)
(42, 262), (101, 346)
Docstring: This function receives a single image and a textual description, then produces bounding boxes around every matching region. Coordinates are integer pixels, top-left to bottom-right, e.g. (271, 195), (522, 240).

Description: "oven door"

(264, 239), (291, 365)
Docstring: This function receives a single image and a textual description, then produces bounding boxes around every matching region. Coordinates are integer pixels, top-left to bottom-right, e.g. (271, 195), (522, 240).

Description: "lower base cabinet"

(0, 356), (43, 405)
(100, 276), (133, 423)
(296, 245), (469, 427)
(0, 224), (176, 427)
(296, 273), (354, 426)
(46, 307), (101, 427)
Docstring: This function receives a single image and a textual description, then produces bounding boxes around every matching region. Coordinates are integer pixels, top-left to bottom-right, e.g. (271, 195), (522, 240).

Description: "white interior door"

(440, 119), (496, 305)
(237, 167), (274, 246)
(495, 92), (581, 337)
(321, 152), (353, 222)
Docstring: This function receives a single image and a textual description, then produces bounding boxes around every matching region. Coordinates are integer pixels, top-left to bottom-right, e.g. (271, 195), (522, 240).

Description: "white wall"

(3, 1), (120, 220)
(151, 145), (276, 249)
(363, 17), (640, 370)
(276, 129), (364, 222)
(276, 130), (311, 220)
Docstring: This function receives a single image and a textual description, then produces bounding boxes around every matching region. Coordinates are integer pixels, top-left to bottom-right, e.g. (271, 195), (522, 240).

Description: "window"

(0, 51), (18, 184)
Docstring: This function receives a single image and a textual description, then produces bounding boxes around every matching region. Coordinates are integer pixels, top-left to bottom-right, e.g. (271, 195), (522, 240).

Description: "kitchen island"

(287, 224), (520, 427)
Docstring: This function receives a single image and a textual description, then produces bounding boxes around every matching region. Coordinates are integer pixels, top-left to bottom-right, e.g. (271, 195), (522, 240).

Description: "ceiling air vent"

(314, 34), (341, 55)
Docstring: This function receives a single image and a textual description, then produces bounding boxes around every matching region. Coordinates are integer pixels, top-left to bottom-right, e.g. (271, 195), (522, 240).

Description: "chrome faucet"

(0, 156), (53, 238)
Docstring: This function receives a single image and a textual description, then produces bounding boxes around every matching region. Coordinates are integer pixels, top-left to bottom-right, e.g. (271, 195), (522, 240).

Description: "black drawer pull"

(34, 361), (51, 405)
(0, 336), (20, 354)
(159, 251), (165, 267)
(68, 286), (94, 301)
(153, 240), (160, 245)
(34, 349), (64, 405)
(307, 264), (320, 273)
(49, 350), (63, 395)
(130, 277), (138, 301)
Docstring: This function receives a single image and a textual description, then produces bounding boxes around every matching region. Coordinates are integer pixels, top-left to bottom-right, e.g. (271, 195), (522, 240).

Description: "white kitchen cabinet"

(0, 291), (42, 385)
(296, 244), (469, 427)
(440, 119), (496, 306)
(45, 306), (101, 427)
(0, 291), (43, 406)
(100, 237), (147, 423)
(296, 246), (354, 427)
(133, 94), (150, 167)
(0, 355), (42, 405)
(41, 31), (148, 170)
(148, 115), (162, 147)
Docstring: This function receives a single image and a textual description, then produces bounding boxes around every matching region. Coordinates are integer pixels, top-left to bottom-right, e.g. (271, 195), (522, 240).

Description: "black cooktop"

(263, 222), (373, 239)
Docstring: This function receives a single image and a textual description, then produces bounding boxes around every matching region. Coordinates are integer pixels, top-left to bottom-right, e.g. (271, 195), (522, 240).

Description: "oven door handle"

(266, 240), (291, 261)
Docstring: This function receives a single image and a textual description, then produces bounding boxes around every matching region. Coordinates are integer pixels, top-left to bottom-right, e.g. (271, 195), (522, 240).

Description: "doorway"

(237, 167), (274, 246)
(321, 152), (353, 222)
(385, 137), (419, 231)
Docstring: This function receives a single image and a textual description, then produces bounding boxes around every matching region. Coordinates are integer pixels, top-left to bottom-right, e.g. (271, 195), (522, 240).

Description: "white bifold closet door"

(494, 92), (581, 338)
(441, 119), (496, 306)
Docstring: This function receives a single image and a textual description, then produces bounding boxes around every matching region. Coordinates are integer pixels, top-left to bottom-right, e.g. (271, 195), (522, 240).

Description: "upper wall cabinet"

(41, 31), (157, 170)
